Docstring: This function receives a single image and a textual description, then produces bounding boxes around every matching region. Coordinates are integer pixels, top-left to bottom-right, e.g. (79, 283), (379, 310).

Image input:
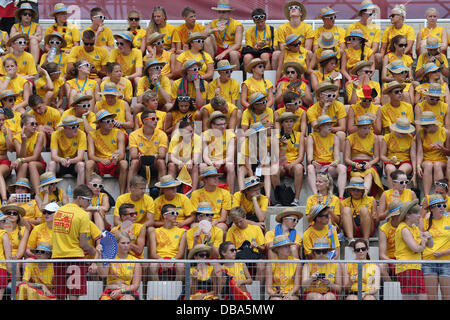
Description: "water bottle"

(67, 183), (73, 202)
(47, 46), (57, 63)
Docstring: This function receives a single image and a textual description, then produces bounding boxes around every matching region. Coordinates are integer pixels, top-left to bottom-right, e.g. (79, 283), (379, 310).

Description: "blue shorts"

(422, 262), (450, 277)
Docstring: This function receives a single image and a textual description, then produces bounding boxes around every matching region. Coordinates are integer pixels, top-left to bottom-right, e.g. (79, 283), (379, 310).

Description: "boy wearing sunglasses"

(60, 92), (96, 135)
(84, 7), (114, 52)
(313, 7), (346, 54)
(206, 59), (239, 107)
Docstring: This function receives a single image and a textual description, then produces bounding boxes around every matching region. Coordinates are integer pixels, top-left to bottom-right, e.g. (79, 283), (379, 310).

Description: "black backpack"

(274, 185), (295, 206)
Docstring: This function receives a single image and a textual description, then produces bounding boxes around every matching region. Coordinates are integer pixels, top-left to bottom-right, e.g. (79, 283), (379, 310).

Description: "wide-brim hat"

(317, 32), (339, 49)
(194, 202), (215, 215)
(345, 29), (367, 42)
(71, 92), (93, 107)
(355, 115), (374, 126)
(44, 32), (68, 49)
(311, 237), (332, 250)
(39, 172), (63, 188)
(382, 81), (406, 95)
(147, 32), (165, 45)
(313, 115), (335, 130)
(215, 59), (236, 71)
(247, 92), (267, 107)
(350, 60), (373, 75)
(182, 60), (203, 75)
(186, 32), (207, 44)
(32, 242), (52, 255)
(317, 7), (338, 18)
(207, 111), (228, 128)
(7, 178), (33, 194)
(315, 81), (339, 98)
(50, 3), (68, 17)
(319, 49), (338, 62)
(422, 63), (440, 77)
(424, 83), (446, 97)
(426, 194), (446, 209)
(284, 1), (307, 21)
(386, 60), (409, 74)
(398, 199), (419, 222)
(285, 33), (301, 46)
(7, 33), (29, 47)
(114, 32), (134, 47)
(276, 111), (299, 123)
(345, 177), (366, 190)
(0, 90), (20, 100)
(307, 203), (329, 223)
(389, 117), (415, 134)
(0, 204), (25, 217)
(95, 110), (117, 123)
(275, 208), (303, 223)
(356, 84), (378, 99)
(143, 59), (167, 75)
(211, 0), (234, 11)
(385, 199), (402, 219)
(245, 58), (267, 74)
(283, 61), (305, 76)
(188, 244), (212, 259)
(99, 82), (121, 97)
(415, 110), (441, 126)
(57, 115), (83, 128)
(358, 0), (378, 15)
(426, 36), (441, 49)
(15, 3), (38, 21)
(199, 166), (222, 179)
(270, 235), (296, 250)
(155, 175), (182, 188)
(242, 176), (263, 191)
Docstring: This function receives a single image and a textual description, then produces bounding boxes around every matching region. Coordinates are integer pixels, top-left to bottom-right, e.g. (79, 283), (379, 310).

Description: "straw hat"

(143, 58), (167, 75)
(275, 208), (303, 223)
(7, 178), (32, 194)
(188, 244), (212, 259)
(285, 34), (301, 46)
(415, 110), (441, 126)
(0, 204), (25, 217)
(307, 203), (329, 223)
(345, 29), (367, 42)
(44, 32), (67, 49)
(270, 235), (296, 250)
(0, 213), (7, 222)
(199, 166), (222, 179)
(422, 63), (440, 77)
(311, 237), (332, 250)
(398, 199), (420, 222)
(182, 60), (203, 75)
(32, 242), (52, 255)
(242, 176), (263, 191)
(246, 122), (268, 137)
(318, 49), (338, 63)
(95, 110), (117, 123)
(15, 2), (38, 21)
(350, 60), (373, 75)
(426, 194), (446, 210)
(424, 83), (446, 97)
(385, 199), (402, 219)
(186, 32), (207, 44)
(426, 36), (441, 50)
(389, 117), (415, 134)
(283, 61), (305, 76)
(194, 202), (215, 215)
(38, 172), (63, 189)
(57, 115), (83, 128)
(71, 92), (92, 107)
(211, 0), (234, 11)
(315, 81), (339, 98)
(99, 82), (121, 97)
(207, 111), (228, 128)
(355, 115), (373, 126)
(245, 58), (267, 74)
(50, 3), (68, 17)
(7, 33), (29, 47)
(247, 92), (267, 106)
(284, 1), (307, 21)
(386, 59), (409, 74)
(154, 175), (181, 188)
(356, 84), (378, 99)
(345, 177), (366, 191)
(317, 32), (339, 49)
(114, 31), (134, 47)
(317, 7), (338, 18)
(358, 0), (377, 15)
(0, 90), (19, 100)
(147, 32), (165, 45)
(276, 112), (299, 123)
(313, 115), (335, 130)
(382, 81), (406, 95)
(215, 59), (235, 71)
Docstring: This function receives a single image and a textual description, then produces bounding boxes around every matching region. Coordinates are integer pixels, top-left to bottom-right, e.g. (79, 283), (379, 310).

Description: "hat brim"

(399, 199), (420, 222)
(245, 59), (267, 74)
(143, 61), (167, 75)
(200, 172), (223, 179)
(284, 1), (307, 21)
(71, 95), (93, 107)
(319, 52), (338, 62)
(350, 61), (374, 75)
(242, 181), (264, 192)
(188, 245), (212, 259)
(307, 205), (329, 222)
(154, 180), (182, 188)
(44, 33), (67, 49)
(318, 38), (339, 49)
(39, 177), (63, 188)
(15, 7), (38, 20)
(215, 64), (236, 71)
(345, 184), (366, 191)
(186, 35), (207, 44)
(95, 113), (117, 123)
(313, 119), (336, 130)
(270, 240), (296, 250)
(0, 205), (26, 217)
(276, 114), (299, 123)
(57, 118), (83, 128)
(207, 113), (229, 128)
(182, 61), (203, 74)
(275, 210), (304, 223)
(315, 83), (339, 98)
(317, 10), (338, 19)
(383, 83), (406, 95)
(7, 183), (32, 194)
(283, 61), (305, 75)
(414, 119), (441, 126)
(389, 123), (415, 134)
(7, 33), (29, 47)
(147, 33), (166, 45)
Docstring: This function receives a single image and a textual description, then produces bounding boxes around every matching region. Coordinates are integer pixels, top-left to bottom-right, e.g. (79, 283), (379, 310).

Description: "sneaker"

(291, 198), (300, 207)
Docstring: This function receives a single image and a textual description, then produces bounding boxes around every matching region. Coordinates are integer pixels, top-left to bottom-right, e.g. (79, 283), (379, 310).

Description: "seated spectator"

(144, 5), (175, 52)
(341, 29), (374, 83)
(420, 179), (450, 217)
(343, 239), (380, 300)
(243, 8), (279, 71)
(415, 8), (448, 56)
(313, 8), (345, 55)
(33, 65), (56, 112)
(415, 83), (449, 129)
(100, 62), (133, 106)
(341, 177), (377, 243)
(96, 231), (142, 300)
(311, 49), (342, 93)
(65, 58), (99, 106)
(85, 173), (110, 230)
(0, 212), (12, 300)
(275, 91), (307, 134)
(128, 109), (168, 187)
(190, 166), (232, 233)
(6, 178), (41, 226)
(45, 3), (80, 52)
(276, 34), (312, 83)
(206, 60), (239, 106)
(39, 32), (69, 79)
(347, 86), (381, 135)
(0, 58), (31, 113)
(380, 5), (415, 57)
(153, 175), (195, 229)
(25, 202), (58, 257)
(382, 60), (414, 105)
(306, 115), (347, 199)
(84, 7), (114, 51)
(143, 32), (175, 80)
(302, 237), (344, 300)
(109, 31), (143, 86)
(233, 176), (268, 230)
(200, 95), (240, 131)
(265, 209), (303, 259)
(0, 108), (12, 204)
(186, 202), (224, 258)
(35, 172), (68, 211)
(346, 61), (381, 105)
(303, 204), (340, 260)
(60, 92), (97, 134)
(16, 241), (56, 300)
(379, 118), (416, 188)
(164, 95), (197, 137)
(134, 90), (166, 131)
(171, 60), (206, 108)
(148, 204), (186, 281)
(382, 35), (413, 82)
(172, 6), (208, 55)
(395, 199), (432, 300)
(415, 62), (450, 105)
(277, 1), (313, 52)
(311, 31), (342, 75)
(241, 59), (274, 110)
(275, 61), (312, 108)
(27, 94), (61, 146)
(0, 34), (37, 81)
(110, 203), (146, 259)
(265, 235), (301, 300)
(240, 92), (274, 132)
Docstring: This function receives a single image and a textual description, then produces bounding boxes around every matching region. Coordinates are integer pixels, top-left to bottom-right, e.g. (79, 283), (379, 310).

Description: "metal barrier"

(2, 259), (448, 301)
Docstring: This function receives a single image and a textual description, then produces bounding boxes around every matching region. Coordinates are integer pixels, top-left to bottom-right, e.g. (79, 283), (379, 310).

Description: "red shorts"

(0, 159), (11, 168)
(397, 269), (426, 295)
(53, 259), (88, 299)
(245, 51), (273, 60)
(0, 268), (8, 289)
(39, 160), (47, 171)
(97, 162), (119, 177)
(354, 221), (376, 238)
(384, 160), (412, 169)
(216, 46), (241, 60)
(158, 258), (176, 275)
(180, 225), (190, 230)
(314, 161), (331, 172)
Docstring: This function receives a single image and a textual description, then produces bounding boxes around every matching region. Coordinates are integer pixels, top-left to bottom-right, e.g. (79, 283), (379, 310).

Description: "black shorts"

(57, 163), (77, 177)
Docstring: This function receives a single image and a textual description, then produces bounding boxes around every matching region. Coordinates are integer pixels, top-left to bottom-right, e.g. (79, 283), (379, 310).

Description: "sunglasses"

(5, 211), (18, 216)
(79, 63), (91, 68)
(286, 100), (301, 106)
(255, 64), (265, 69)
(50, 71), (61, 75)
(363, 70), (373, 75)
(144, 116), (160, 121)
(93, 15), (105, 20)
(189, 67), (201, 72)
(221, 70), (232, 74)
(153, 40), (165, 46)
(363, 10), (374, 16)
(192, 39), (205, 44)
(324, 15), (336, 20)
(314, 249), (329, 255)
(80, 196), (92, 202)
(435, 181), (448, 189)
(361, 98), (373, 103)
(322, 93), (337, 99)
(254, 99), (267, 105)
(164, 210), (179, 216)
(123, 211), (137, 217)
(77, 103), (90, 109)
(90, 183), (104, 189)
(229, 248), (237, 253)
(116, 42), (125, 47)
(128, 17), (140, 21)
(400, 71), (409, 75)
(66, 124), (80, 130)
(348, 37), (360, 42)
(318, 213), (329, 218)
(196, 252), (210, 258)
(49, 40), (61, 46)
(393, 179), (409, 185)
(289, 42), (301, 47)
(5, 98), (15, 103)
(284, 217), (299, 223)
(289, 5), (301, 10)
(392, 89), (403, 95)
(29, 121), (38, 126)
(177, 96), (191, 102)
(253, 15), (266, 20)
(84, 41), (95, 46)
(150, 65), (163, 70)
(429, 97), (441, 102)
(42, 210), (55, 215)
(354, 247), (367, 253)
(389, 14), (399, 18)
(432, 203), (447, 209)
(286, 70), (297, 75)
(22, 12), (33, 17)
(199, 213), (215, 218)
(35, 250), (49, 255)
(102, 119), (115, 124)
(397, 43), (407, 48)
(15, 40), (27, 45)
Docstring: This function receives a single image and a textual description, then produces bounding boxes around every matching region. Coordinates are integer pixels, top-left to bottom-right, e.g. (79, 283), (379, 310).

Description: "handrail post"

(357, 263), (363, 301)
(11, 261), (16, 300)
(185, 261), (190, 301)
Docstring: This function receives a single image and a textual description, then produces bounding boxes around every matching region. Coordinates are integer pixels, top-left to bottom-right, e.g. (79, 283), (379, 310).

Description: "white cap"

(44, 202), (60, 212)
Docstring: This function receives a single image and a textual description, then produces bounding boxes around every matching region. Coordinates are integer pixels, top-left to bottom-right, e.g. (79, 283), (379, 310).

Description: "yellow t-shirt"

(28, 107), (61, 130)
(383, 132), (414, 161)
(347, 262), (377, 293)
(39, 51), (69, 75)
(129, 27), (147, 49)
(153, 193), (195, 223)
(21, 261), (54, 292)
(381, 24), (415, 46)
(395, 222), (422, 273)
(307, 100), (346, 125)
(349, 103), (379, 126)
(108, 47), (143, 76)
(210, 18), (242, 48)
(13, 131), (42, 157)
(111, 223), (144, 258)
(419, 126), (447, 162)
(186, 225), (223, 250)
(341, 195), (374, 217)
(242, 76), (273, 98)
(304, 262), (338, 294)
(264, 229), (302, 247)
(232, 192), (269, 217)
(345, 46), (373, 70)
(302, 225), (340, 256)
(67, 45), (110, 73)
(154, 226), (186, 258)
(305, 194), (340, 223)
(156, 23), (177, 50)
(245, 25), (278, 49)
(206, 78), (240, 103)
(0, 52), (36, 76)
(5, 110), (22, 136)
(172, 23), (206, 47)
(136, 75), (171, 104)
(50, 128), (87, 159)
(275, 107), (304, 133)
(19, 200), (42, 223)
(418, 26), (445, 44)
(283, 46), (308, 72)
(168, 132), (201, 162)
(45, 23), (80, 50)
(346, 80), (380, 102)
(176, 49), (214, 77)
(135, 110), (166, 130)
(36, 76), (65, 100)
(379, 221), (397, 259)
(27, 222), (52, 250)
(0, 75), (28, 107)
(277, 21), (314, 49)
(66, 77), (97, 95)
(310, 131), (335, 163)
(387, 52), (413, 68)
(346, 21), (381, 48)
(241, 107), (274, 127)
(89, 127), (121, 159)
(171, 78), (207, 100)
(100, 77), (133, 102)
(190, 187), (232, 221)
(381, 101), (414, 131)
(60, 109), (96, 133)
(422, 216), (450, 260)
(346, 131), (375, 158)
(417, 100), (448, 125)
(225, 224), (265, 253)
(313, 25), (346, 46)
(270, 256), (300, 295)
(95, 99), (128, 134)
(129, 127), (168, 156)
(106, 254), (138, 285)
(113, 193), (154, 225)
(202, 129), (235, 162)
(84, 25), (114, 47)
(276, 130), (302, 163)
